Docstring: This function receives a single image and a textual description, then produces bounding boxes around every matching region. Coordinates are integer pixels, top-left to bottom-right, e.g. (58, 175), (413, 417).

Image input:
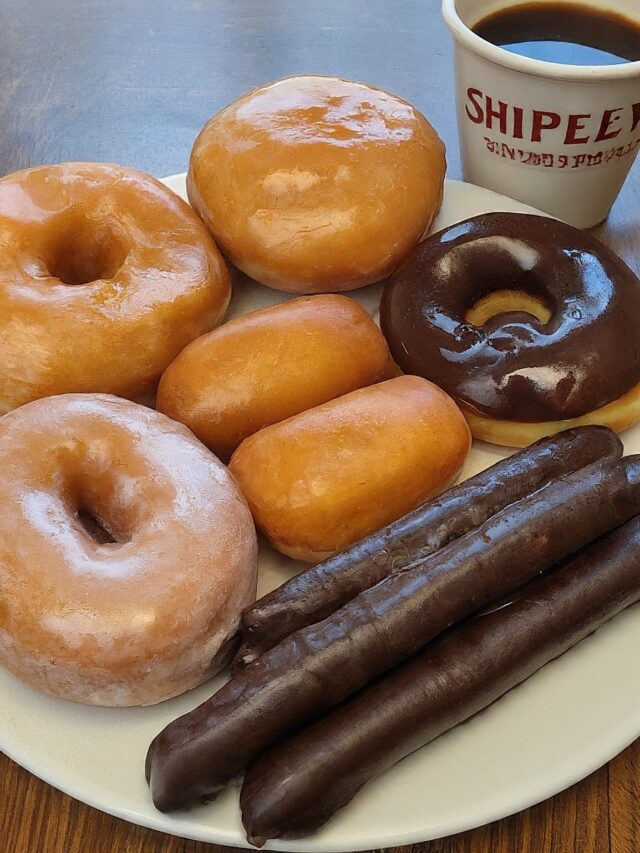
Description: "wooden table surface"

(1, 1), (639, 851)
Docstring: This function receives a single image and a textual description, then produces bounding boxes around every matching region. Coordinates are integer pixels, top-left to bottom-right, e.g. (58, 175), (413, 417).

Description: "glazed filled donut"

(0, 162), (231, 414)
(381, 212), (640, 446)
(0, 394), (257, 706)
(229, 376), (470, 562)
(187, 75), (446, 293)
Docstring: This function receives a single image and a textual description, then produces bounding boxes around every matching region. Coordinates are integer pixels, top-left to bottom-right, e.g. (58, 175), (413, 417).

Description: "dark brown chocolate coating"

(146, 455), (640, 812)
(235, 426), (622, 668)
(241, 514), (640, 845)
(380, 213), (640, 421)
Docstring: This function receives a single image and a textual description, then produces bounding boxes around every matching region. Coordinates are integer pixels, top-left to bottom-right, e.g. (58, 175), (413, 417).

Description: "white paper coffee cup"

(443, 0), (640, 227)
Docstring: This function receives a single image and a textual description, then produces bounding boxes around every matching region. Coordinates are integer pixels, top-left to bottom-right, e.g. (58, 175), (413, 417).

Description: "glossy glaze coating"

(145, 455), (640, 812)
(381, 212), (640, 423)
(463, 381), (640, 447)
(228, 376), (470, 561)
(234, 425), (622, 669)
(187, 75), (446, 293)
(241, 513), (640, 844)
(0, 163), (231, 414)
(0, 394), (257, 706)
(157, 295), (390, 459)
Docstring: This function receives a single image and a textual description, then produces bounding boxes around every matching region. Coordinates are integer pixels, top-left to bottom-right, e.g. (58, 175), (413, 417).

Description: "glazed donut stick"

(234, 425), (622, 669)
(146, 455), (640, 811)
(241, 514), (640, 845)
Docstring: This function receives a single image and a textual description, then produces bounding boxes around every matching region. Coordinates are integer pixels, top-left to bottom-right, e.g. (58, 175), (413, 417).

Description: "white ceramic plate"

(2, 174), (640, 852)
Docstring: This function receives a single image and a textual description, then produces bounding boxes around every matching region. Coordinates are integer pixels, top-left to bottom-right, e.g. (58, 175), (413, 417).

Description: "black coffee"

(473, 2), (640, 66)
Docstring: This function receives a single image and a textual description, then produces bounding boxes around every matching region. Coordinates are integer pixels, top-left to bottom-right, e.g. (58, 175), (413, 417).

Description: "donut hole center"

(77, 507), (121, 545)
(465, 290), (552, 326)
(71, 475), (137, 547)
(46, 217), (129, 285)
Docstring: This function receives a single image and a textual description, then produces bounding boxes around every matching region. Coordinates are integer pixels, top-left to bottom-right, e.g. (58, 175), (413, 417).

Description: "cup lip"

(442, 0), (640, 82)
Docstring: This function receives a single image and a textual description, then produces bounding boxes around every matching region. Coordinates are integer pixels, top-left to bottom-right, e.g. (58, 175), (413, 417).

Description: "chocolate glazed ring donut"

(380, 212), (640, 446)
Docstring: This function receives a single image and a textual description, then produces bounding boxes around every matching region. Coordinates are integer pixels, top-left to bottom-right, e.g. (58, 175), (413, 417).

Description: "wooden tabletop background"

(1, 1), (639, 851)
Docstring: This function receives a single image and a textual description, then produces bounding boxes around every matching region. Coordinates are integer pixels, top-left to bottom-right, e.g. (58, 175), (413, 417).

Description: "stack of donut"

(2, 71), (640, 846)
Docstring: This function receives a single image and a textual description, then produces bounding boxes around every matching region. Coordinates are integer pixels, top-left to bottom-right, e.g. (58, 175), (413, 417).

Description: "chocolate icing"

(380, 213), (640, 421)
(235, 425), (622, 669)
(241, 513), (640, 844)
(146, 455), (640, 812)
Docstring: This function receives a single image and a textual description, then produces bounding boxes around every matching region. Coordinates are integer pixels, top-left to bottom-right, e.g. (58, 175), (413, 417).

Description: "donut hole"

(46, 216), (129, 285)
(67, 465), (139, 547)
(77, 507), (121, 545)
(465, 290), (552, 327)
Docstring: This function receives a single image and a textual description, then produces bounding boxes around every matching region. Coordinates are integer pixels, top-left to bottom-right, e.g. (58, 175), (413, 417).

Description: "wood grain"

(0, 0), (639, 851)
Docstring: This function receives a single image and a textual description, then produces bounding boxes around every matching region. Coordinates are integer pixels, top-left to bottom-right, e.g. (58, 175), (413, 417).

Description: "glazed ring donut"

(380, 212), (640, 446)
(0, 162), (231, 414)
(0, 394), (257, 706)
(187, 75), (446, 293)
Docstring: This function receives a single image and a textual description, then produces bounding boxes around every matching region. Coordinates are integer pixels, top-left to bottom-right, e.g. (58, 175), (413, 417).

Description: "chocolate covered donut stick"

(241, 513), (640, 844)
(146, 454), (640, 811)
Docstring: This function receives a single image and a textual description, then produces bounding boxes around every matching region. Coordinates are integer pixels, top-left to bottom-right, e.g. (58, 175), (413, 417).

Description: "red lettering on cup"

(465, 88), (484, 124)
(485, 96), (508, 134)
(564, 114), (591, 145)
(468, 91), (640, 148)
(512, 106), (524, 140)
(594, 108), (623, 142)
(531, 110), (561, 142)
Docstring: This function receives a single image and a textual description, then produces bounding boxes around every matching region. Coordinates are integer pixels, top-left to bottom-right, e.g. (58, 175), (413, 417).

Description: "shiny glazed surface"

(0, 394), (257, 706)
(462, 377), (640, 447)
(0, 163), (231, 413)
(157, 295), (390, 458)
(241, 514), (640, 844)
(381, 213), (640, 422)
(146, 456), (640, 814)
(228, 376), (470, 562)
(187, 75), (446, 293)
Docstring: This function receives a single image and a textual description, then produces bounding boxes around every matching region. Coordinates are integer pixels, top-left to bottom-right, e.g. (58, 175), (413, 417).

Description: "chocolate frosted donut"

(380, 213), (640, 444)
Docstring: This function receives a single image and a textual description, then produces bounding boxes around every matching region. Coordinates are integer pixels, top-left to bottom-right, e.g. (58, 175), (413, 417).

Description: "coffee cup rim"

(442, 0), (640, 81)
